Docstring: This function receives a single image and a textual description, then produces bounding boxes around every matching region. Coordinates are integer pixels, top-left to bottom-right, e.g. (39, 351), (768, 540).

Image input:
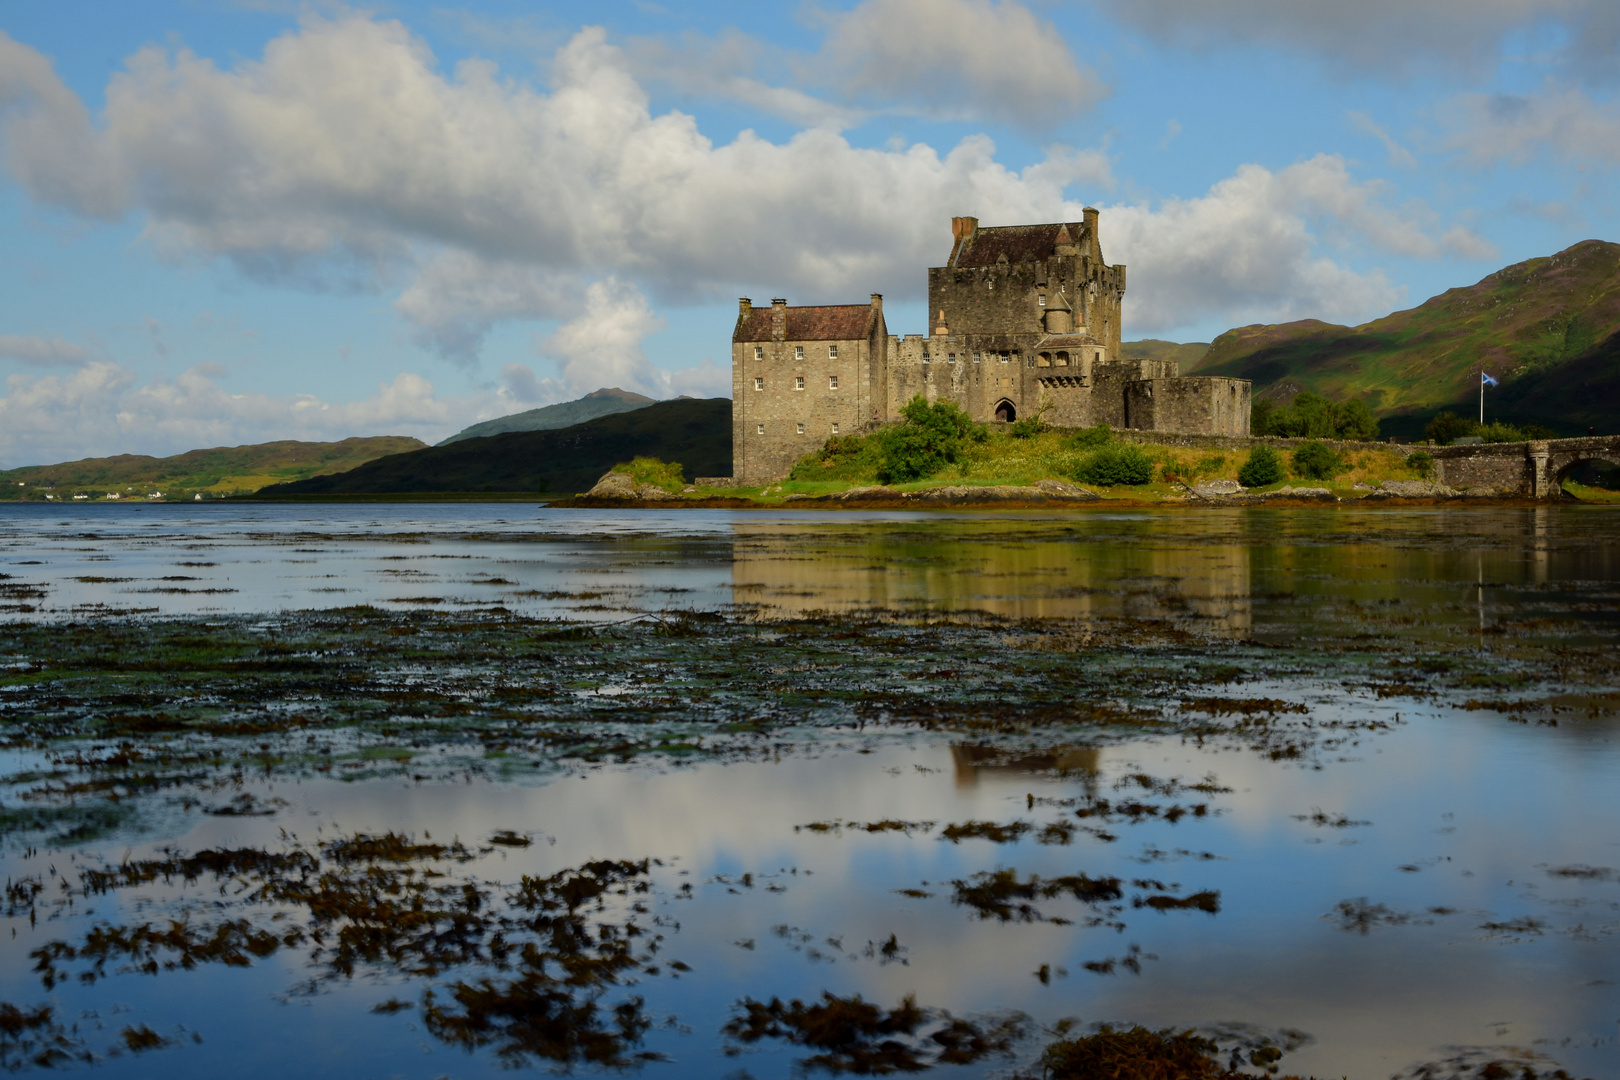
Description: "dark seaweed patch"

(722, 992), (1023, 1074)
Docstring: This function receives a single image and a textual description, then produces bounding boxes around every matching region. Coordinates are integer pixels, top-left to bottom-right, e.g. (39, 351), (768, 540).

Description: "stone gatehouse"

(732, 211), (1251, 483)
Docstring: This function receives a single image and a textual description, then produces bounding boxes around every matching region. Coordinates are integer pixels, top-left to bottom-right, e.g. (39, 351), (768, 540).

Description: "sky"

(1, 0), (1617, 466)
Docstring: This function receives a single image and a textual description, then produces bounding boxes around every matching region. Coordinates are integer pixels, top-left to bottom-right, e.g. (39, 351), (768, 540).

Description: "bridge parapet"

(1429, 436), (1620, 498)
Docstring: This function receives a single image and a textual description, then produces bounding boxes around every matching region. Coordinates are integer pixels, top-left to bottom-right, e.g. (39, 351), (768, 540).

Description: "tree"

(1424, 412), (1474, 445)
(1238, 444), (1283, 487)
(1257, 391), (1378, 440)
(1291, 439), (1344, 480)
(874, 396), (986, 483)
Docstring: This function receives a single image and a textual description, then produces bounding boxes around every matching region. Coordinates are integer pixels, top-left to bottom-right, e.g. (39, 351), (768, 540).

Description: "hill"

(437, 387), (656, 445)
(1187, 240), (1620, 436)
(259, 398), (732, 496)
(1122, 339), (1211, 369)
(0, 436), (426, 499)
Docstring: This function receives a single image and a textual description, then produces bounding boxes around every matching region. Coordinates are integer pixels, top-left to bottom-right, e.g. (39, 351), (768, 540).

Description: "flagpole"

(1479, 370), (1483, 426)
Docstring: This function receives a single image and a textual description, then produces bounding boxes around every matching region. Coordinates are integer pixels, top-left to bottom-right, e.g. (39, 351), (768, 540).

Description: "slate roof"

(1034, 333), (1101, 349)
(734, 305), (875, 342)
(949, 222), (1086, 268)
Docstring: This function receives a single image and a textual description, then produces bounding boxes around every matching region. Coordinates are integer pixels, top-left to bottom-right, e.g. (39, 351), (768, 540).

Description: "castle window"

(999, 353), (1009, 364)
(754, 377), (764, 391)
(754, 346), (762, 360)
(795, 346), (804, 360)
(1038, 353), (1050, 367)
(829, 375), (838, 389)
(794, 376), (805, 390)
(756, 423), (765, 434)
(1056, 351), (1069, 367)
(948, 353), (956, 364)
(1039, 294), (1047, 307)
(973, 353), (981, 364)
(797, 422), (805, 434)
(828, 345), (838, 359)
(831, 423), (839, 433)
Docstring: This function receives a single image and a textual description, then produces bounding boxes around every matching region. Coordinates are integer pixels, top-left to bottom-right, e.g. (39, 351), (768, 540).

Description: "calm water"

(2, 503), (1618, 1078)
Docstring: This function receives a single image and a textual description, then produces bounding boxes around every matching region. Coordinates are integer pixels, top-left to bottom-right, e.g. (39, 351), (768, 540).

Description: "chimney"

(1082, 206), (1099, 238)
(870, 293), (883, 313)
(951, 216), (978, 240)
(770, 298), (787, 342)
(738, 297), (752, 319)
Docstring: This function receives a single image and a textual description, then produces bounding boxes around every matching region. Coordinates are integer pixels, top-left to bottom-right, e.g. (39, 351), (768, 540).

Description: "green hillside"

(1122, 339), (1211, 369)
(259, 398), (732, 496)
(1, 436), (426, 500)
(436, 387), (657, 445)
(1188, 240), (1620, 436)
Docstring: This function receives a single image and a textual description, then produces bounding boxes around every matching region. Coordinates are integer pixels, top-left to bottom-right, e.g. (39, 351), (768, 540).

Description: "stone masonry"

(732, 211), (1251, 482)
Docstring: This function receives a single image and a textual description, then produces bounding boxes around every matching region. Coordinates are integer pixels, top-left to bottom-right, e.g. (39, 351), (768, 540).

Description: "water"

(1, 503), (1618, 1078)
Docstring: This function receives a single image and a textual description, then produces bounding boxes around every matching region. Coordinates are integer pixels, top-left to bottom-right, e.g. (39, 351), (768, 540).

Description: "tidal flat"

(1, 503), (1618, 1078)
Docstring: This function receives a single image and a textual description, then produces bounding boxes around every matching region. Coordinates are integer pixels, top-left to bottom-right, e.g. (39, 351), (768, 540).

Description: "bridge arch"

(1549, 447), (1620, 499)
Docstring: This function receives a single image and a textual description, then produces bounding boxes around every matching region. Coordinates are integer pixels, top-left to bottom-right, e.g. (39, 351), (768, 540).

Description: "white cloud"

(1441, 85), (1620, 166)
(1107, 156), (1430, 335)
(1, 16), (1485, 374)
(0, 335), (89, 367)
(1347, 111), (1417, 169)
(0, 361), (500, 468)
(1087, 0), (1614, 76)
(818, 0), (1107, 127)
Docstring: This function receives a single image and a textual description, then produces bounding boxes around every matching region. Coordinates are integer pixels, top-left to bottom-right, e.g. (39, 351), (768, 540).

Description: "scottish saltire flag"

(1482, 371), (1499, 387)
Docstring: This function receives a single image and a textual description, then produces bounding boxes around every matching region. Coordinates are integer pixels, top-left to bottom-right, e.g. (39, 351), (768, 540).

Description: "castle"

(731, 210), (1251, 483)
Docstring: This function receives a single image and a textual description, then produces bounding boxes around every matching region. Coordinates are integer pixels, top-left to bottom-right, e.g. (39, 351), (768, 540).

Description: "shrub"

(873, 396), (987, 484)
(1237, 444), (1283, 487)
(1008, 417), (1042, 439)
(1424, 411), (1474, 445)
(1256, 391), (1379, 440)
(615, 456), (685, 491)
(1075, 445), (1154, 486)
(1290, 439), (1345, 481)
(1069, 424), (1112, 450)
(1405, 449), (1434, 478)
(1191, 453), (1227, 478)
(788, 433), (883, 482)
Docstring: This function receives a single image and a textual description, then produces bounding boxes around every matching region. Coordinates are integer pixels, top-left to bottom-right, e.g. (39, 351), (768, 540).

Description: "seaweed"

(722, 992), (1023, 1074)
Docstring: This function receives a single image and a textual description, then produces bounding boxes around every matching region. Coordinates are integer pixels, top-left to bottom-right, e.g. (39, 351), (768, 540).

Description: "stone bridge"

(1429, 436), (1620, 498)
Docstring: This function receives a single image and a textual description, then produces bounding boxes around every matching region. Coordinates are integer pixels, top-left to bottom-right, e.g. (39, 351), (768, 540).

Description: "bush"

(1256, 391), (1379, 440)
(1405, 449), (1434, 478)
(1424, 411), (1474, 445)
(873, 396), (987, 484)
(1069, 424), (1112, 450)
(615, 456), (685, 491)
(1290, 439), (1345, 480)
(1008, 417), (1042, 439)
(1191, 453), (1227, 478)
(1075, 444), (1155, 486)
(1237, 444), (1283, 488)
(788, 433), (882, 482)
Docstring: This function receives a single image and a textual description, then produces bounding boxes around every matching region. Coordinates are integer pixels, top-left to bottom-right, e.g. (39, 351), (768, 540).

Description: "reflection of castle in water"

(950, 743), (1100, 790)
(727, 521), (1252, 634)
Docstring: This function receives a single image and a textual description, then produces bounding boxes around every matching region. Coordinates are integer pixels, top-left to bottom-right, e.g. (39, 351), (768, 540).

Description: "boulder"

(1376, 479), (1458, 498)
(584, 471), (679, 501)
(1191, 479), (1243, 498)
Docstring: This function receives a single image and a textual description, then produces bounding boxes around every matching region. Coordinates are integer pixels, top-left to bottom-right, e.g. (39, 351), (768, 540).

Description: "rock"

(1191, 479), (1243, 498)
(586, 471), (640, 499)
(1377, 479), (1457, 498)
(584, 471), (679, 501)
(1033, 478), (1102, 500)
(837, 486), (904, 501)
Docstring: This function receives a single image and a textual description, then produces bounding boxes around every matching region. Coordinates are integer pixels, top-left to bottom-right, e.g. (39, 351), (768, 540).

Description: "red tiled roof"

(734, 304), (874, 342)
(951, 222), (1085, 268)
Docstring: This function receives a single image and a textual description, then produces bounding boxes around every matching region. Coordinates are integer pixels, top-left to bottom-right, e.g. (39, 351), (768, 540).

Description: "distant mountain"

(437, 387), (657, 445)
(260, 398), (732, 496)
(1123, 339), (1211, 369)
(0, 436), (426, 498)
(1187, 240), (1620, 436)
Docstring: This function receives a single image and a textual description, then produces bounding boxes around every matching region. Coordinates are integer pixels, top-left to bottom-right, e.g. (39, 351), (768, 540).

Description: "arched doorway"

(994, 399), (1016, 422)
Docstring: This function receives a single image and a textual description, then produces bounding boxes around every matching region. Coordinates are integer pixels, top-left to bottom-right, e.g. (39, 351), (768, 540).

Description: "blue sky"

(2, 0), (1617, 466)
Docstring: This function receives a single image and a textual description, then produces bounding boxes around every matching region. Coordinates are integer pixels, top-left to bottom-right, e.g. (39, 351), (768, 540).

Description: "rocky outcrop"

(584, 471), (679, 501)
(1190, 479), (1243, 498)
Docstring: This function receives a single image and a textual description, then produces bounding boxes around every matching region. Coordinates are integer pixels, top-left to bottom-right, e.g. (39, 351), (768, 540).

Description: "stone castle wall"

(1125, 376), (1252, 437)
